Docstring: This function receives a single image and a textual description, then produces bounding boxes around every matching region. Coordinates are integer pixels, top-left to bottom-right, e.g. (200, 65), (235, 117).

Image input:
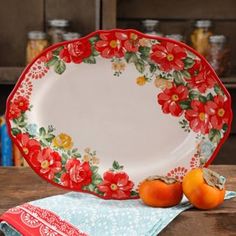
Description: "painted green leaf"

(91, 166), (99, 173)
(125, 52), (138, 63)
(11, 128), (21, 136)
(54, 60), (66, 74)
(206, 93), (214, 101)
(83, 56), (96, 64)
(208, 129), (221, 143)
(189, 90), (199, 100)
(173, 71), (184, 85)
(135, 59), (145, 74)
(52, 46), (64, 56)
(112, 160), (124, 170)
(214, 84), (224, 96)
(184, 57), (194, 69)
(139, 46), (150, 60)
(222, 123), (228, 132)
(45, 56), (58, 67)
(179, 100), (191, 110)
(149, 63), (157, 73)
(199, 95), (207, 103)
(45, 133), (55, 142)
(131, 190), (139, 197)
(39, 127), (46, 136)
(181, 70), (191, 78)
(89, 36), (99, 44)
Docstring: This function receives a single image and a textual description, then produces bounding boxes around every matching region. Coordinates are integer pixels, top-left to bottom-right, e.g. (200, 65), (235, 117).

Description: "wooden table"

(0, 166), (235, 236)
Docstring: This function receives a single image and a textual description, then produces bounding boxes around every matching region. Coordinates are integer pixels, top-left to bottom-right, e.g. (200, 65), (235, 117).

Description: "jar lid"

(62, 32), (81, 40)
(48, 19), (69, 27)
(166, 34), (184, 42)
(195, 20), (212, 28)
(209, 35), (226, 43)
(27, 31), (46, 40)
(142, 19), (160, 27)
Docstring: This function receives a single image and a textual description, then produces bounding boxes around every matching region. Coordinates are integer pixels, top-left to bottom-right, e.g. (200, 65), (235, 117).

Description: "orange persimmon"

(182, 168), (226, 210)
(138, 176), (183, 207)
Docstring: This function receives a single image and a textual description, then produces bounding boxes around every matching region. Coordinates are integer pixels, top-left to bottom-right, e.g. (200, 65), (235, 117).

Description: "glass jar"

(62, 32), (81, 41)
(142, 19), (163, 37)
(26, 31), (48, 64)
(47, 19), (69, 44)
(190, 20), (213, 56)
(165, 34), (184, 42)
(206, 35), (230, 77)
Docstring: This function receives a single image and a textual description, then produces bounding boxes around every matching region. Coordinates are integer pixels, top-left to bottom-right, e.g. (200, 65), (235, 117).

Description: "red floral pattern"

(157, 85), (189, 116)
(95, 32), (127, 58)
(167, 167), (188, 181)
(0, 203), (87, 236)
(13, 96), (29, 111)
(31, 147), (62, 180)
(8, 103), (21, 119)
(205, 95), (230, 130)
(15, 78), (33, 100)
(98, 171), (134, 199)
(185, 100), (211, 134)
(190, 154), (200, 169)
(26, 59), (49, 80)
(150, 42), (187, 72)
(16, 133), (41, 159)
(187, 69), (216, 93)
(123, 33), (140, 52)
(59, 40), (92, 63)
(61, 159), (92, 190)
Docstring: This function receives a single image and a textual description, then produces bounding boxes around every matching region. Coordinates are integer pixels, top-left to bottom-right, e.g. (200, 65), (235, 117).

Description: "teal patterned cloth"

(1, 191), (236, 236)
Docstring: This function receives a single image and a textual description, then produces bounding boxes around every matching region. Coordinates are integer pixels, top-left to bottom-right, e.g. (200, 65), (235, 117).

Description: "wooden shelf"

(0, 66), (236, 88)
(0, 67), (24, 85)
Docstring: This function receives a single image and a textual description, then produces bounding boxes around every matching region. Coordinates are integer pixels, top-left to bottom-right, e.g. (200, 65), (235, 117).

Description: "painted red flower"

(190, 154), (200, 169)
(187, 69), (216, 93)
(59, 40), (92, 63)
(185, 100), (211, 134)
(205, 95), (230, 130)
(98, 171), (134, 199)
(123, 33), (140, 52)
(60, 159), (92, 190)
(167, 167), (188, 182)
(8, 103), (21, 119)
(95, 32), (127, 58)
(32, 147), (62, 180)
(13, 96), (29, 112)
(157, 85), (189, 116)
(150, 42), (187, 72)
(16, 133), (41, 159)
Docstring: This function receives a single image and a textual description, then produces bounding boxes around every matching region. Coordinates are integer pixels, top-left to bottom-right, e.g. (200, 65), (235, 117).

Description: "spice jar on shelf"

(190, 20), (213, 56)
(206, 35), (230, 77)
(165, 34), (184, 42)
(142, 19), (163, 37)
(62, 32), (81, 41)
(26, 31), (48, 64)
(47, 19), (69, 44)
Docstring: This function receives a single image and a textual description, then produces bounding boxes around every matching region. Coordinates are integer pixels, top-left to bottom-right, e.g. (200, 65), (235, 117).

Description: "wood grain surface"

(0, 166), (235, 235)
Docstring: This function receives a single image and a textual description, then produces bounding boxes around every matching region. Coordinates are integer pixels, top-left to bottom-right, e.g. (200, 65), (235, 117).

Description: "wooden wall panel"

(117, 0), (236, 20)
(0, 0), (44, 66)
(102, 0), (117, 29)
(45, 0), (97, 35)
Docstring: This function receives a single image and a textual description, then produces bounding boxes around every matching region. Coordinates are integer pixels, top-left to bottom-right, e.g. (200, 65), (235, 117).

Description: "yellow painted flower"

(84, 147), (91, 154)
(92, 156), (100, 165)
(136, 76), (147, 86)
(83, 154), (91, 162)
(139, 38), (151, 47)
(154, 76), (173, 89)
(112, 61), (126, 73)
(52, 133), (73, 150)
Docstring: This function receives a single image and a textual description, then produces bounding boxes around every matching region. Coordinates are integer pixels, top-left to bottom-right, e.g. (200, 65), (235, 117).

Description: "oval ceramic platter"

(6, 29), (232, 199)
